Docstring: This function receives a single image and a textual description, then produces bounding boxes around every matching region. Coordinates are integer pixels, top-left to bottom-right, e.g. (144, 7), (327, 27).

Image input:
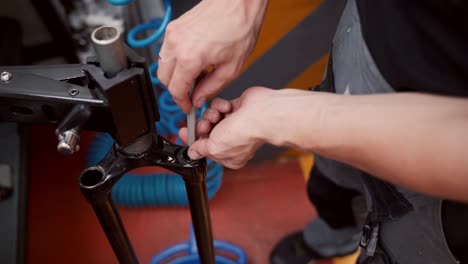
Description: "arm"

(185, 87), (468, 202)
(270, 90), (468, 202)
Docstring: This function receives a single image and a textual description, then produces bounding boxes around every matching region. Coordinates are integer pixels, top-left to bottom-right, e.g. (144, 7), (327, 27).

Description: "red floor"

(26, 125), (320, 263)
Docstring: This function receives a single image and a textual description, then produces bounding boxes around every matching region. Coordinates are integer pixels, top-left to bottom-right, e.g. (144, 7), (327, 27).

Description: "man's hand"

(179, 87), (275, 169)
(180, 86), (468, 202)
(157, 0), (269, 113)
(179, 87), (322, 169)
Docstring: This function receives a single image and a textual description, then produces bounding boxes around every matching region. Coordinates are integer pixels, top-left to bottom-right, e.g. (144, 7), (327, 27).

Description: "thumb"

(187, 138), (211, 160)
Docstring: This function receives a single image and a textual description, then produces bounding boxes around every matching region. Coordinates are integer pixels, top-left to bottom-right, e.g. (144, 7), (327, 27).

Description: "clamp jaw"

(0, 26), (215, 264)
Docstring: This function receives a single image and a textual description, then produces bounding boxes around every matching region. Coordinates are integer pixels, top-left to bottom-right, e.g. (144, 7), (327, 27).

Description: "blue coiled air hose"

(150, 226), (247, 264)
(107, 0), (132, 5)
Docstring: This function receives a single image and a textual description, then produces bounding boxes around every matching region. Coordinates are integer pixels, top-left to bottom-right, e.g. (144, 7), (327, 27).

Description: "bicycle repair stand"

(0, 26), (215, 264)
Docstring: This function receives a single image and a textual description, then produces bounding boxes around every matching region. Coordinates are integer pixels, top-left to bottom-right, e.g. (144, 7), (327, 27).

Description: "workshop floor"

(26, 125), (331, 264)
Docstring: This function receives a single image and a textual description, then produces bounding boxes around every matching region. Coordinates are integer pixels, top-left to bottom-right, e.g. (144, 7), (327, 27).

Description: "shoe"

(270, 231), (322, 264)
(270, 222), (361, 264)
(303, 218), (362, 258)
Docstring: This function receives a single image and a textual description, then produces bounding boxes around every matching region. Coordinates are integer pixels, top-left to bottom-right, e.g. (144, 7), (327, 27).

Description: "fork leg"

(185, 179), (215, 264)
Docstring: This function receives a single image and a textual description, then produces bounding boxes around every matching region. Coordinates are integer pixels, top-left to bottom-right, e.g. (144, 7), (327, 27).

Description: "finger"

(230, 97), (242, 111)
(187, 138), (211, 160)
(202, 108), (222, 124)
(220, 159), (247, 170)
(210, 98), (232, 114)
(178, 127), (188, 145)
(197, 119), (212, 136)
(157, 60), (176, 88)
(179, 121), (211, 144)
(157, 42), (176, 87)
(168, 59), (204, 113)
(191, 65), (237, 108)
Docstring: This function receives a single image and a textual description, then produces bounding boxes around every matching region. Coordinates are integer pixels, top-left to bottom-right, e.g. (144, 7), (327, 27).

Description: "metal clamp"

(360, 223), (380, 257)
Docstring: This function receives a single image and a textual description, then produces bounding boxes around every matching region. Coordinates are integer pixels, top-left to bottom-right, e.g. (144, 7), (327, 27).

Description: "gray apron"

(306, 0), (461, 263)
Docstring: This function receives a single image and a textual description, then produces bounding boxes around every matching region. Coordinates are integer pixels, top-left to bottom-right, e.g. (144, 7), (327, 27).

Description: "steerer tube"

(91, 26), (128, 77)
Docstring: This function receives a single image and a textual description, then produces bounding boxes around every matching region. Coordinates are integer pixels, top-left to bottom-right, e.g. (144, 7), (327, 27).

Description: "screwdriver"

(187, 69), (212, 146)
(187, 83), (197, 146)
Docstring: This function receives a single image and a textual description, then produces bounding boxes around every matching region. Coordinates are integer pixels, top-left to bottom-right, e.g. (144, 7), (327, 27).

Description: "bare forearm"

(239, 0), (269, 27)
(268, 90), (468, 201)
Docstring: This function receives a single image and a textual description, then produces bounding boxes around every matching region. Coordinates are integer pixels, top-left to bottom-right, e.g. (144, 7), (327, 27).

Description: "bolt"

(69, 88), (79, 96)
(57, 130), (80, 155)
(1, 71), (12, 82)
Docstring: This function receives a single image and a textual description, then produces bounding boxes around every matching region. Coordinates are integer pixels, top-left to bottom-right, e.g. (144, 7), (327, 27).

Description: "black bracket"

(0, 39), (215, 264)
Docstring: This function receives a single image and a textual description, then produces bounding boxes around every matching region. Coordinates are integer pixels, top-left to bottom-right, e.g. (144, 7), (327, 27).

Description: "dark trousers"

(307, 165), (361, 229)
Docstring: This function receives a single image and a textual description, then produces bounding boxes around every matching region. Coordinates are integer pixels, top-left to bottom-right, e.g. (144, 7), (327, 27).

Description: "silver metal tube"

(187, 107), (196, 145)
(91, 26), (128, 77)
(187, 84), (197, 145)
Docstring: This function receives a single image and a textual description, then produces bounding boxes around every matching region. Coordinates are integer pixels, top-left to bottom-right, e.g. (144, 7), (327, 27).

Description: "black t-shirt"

(357, 1), (468, 262)
(357, 0), (468, 97)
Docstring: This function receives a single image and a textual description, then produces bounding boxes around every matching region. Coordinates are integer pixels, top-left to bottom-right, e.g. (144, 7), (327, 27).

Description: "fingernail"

(195, 97), (206, 108)
(188, 149), (201, 160)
